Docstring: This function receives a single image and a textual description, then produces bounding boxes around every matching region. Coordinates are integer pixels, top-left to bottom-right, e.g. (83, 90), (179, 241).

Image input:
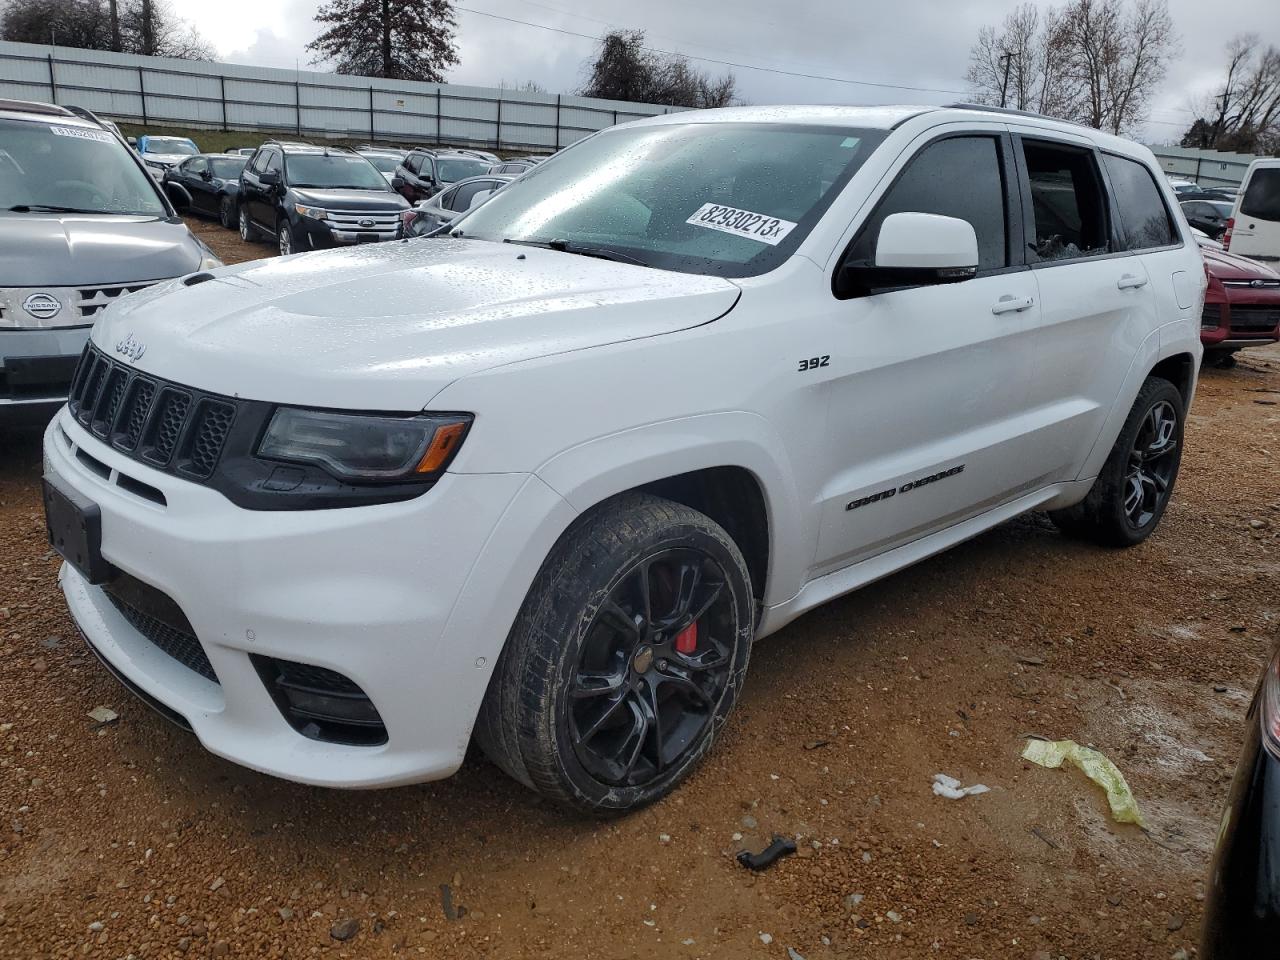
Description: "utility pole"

(998, 51), (1013, 109)
(109, 0), (121, 52)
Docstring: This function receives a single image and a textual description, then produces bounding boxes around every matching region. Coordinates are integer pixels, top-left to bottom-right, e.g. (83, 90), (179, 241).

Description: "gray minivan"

(0, 99), (220, 424)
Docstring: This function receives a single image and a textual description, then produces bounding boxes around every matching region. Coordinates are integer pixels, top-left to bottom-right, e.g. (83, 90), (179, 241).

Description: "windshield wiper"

(503, 237), (650, 267)
(7, 203), (104, 214)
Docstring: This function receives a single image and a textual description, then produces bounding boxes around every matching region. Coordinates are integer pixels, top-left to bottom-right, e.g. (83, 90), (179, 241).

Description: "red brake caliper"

(674, 620), (698, 655)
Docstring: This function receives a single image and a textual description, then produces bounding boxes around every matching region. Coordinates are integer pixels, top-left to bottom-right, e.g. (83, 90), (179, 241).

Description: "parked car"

(391, 149), (491, 203)
(43, 104), (1202, 814)
(1201, 646), (1280, 958)
(237, 141), (409, 255)
(402, 173), (514, 237)
(356, 149), (407, 186)
(1167, 176), (1200, 195)
(455, 149), (500, 165)
(1179, 187), (1238, 203)
(488, 158), (542, 176)
(136, 135), (200, 178)
(1181, 198), (1234, 239)
(1224, 157), (1280, 264)
(1199, 238), (1280, 365)
(163, 153), (248, 229)
(0, 99), (219, 426)
(227, 147), (258, 157)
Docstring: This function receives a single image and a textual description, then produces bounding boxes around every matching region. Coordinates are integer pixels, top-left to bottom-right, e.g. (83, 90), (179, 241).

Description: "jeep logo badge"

(115, 332), (146, 362)
(358, 218), (375, 228)
(22, 292), (62, 320)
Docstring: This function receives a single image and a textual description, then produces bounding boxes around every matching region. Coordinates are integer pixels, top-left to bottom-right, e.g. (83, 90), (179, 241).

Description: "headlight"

(294, 203), (328, 220)
(257, 408), (472, 481)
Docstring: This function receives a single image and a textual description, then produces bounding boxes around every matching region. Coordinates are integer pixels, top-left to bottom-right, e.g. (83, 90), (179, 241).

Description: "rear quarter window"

(1102, 153), (1177, 250)
(1241, 169), (1280, 222)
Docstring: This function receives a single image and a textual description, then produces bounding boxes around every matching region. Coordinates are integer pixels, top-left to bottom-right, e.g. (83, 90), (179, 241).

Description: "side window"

(438, 185), (461, 210)
(1021, 140), (1109, 261)
(264, 151), (281, 175)
(250, 150), (270, 174)
(847, 135), (1009, 272)
(451, 180), (493, 211)
(1102, 153), (1176, 250)
(405, 154), (421, 175)
(185, 157), (207, 176)
(1241, 169), (1280, 222)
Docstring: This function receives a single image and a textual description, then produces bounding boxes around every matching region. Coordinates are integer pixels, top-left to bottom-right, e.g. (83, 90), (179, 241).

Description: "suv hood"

(0, 214), (202, 286)
(1203, 244), (1280, 281)
(91, 238), (741, 410)
(291, 187), (408, 210)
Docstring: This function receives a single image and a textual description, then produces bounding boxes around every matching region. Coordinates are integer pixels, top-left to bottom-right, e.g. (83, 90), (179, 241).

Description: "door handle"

(1117, 273), (1149, 290)
(991, 295), (1035, 315)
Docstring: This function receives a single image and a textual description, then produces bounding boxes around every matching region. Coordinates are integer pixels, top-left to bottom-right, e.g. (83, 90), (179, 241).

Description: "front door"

(812, 130), (1044, 576)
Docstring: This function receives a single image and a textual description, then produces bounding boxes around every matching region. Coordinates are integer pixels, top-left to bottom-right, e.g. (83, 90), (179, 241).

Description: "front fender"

(535, 411), (808, 610)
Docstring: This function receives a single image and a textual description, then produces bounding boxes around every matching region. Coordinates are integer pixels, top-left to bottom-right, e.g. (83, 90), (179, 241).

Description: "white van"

(1226, 157), (1280, 263)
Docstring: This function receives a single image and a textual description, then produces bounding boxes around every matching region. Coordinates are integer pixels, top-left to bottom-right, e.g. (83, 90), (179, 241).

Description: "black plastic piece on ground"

(736, 835), (797, 871)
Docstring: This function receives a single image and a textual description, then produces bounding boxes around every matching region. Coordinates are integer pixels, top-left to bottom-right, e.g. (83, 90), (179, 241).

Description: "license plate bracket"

(43, 477), (115, 584)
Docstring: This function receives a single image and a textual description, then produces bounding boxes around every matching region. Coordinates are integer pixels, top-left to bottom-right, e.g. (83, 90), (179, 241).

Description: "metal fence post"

(495, 95), (502, 150)
(435, 89), (442, 145)
(295, 80), (301, 136)
(368, 85), (375, 142)
(138, 66), (147, 125)
(219, 75), (227, 131)
(554, 94), (561, 150)
(47, 54), (57, 104)
(612, 109), (618, 127)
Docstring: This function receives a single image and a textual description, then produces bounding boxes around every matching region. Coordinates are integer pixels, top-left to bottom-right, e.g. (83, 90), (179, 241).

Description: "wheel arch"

(1148, 351), (1197, 405)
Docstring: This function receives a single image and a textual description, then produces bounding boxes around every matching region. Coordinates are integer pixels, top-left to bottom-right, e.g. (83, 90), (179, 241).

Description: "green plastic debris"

(1021, 739), (1145, 827)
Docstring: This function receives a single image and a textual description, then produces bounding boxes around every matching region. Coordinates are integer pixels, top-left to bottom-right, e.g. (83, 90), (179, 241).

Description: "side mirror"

(200, 169), (213, 182)
(260, 170), (280, 187)
(467, 190), (494, 210)
(391, 175), (405, 190)
(165, 181), (192, 212)
(838, 212), (978, 296)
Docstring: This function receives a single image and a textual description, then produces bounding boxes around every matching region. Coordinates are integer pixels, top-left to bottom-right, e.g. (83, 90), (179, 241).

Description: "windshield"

(0, 119), (166, 216)
(210, 157), (247, 179)
(438, 158), (491, 182)
(361, 154), (401, 173)
(285, 154), (389, 191)
(1242, 169), (1280, 222)
(454, 122), (887, 277)
(144, 137), (197, 156)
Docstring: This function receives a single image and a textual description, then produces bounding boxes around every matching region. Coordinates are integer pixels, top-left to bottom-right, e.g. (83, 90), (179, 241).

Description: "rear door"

(1230, 164), (1280, 263)
(1008, 131), (1163, 480)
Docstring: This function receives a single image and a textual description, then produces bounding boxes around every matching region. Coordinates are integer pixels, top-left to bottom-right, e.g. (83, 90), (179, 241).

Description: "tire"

(238, 205), (260, 242)
(278, 220), (294, 257)
(219, 196), (235, 230)
(475, 492), (754, 815)
(1049, 376), (1185, 547)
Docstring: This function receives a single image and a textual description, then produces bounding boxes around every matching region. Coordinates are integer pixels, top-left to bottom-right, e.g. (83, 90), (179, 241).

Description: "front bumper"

(1, 326), (91, 423)
(44, 409), (574, 787)
(295, 214), (401, 249)
(1200, 292), (1280, 350)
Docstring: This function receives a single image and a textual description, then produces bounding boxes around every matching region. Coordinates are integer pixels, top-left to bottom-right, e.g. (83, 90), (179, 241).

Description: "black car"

(1201, 648), (1280, 957)
(391, 149), (491, 204)
(237, 141), (408, 256)
(1181, 199), (1235, 240)
(163, 153), (248, 229)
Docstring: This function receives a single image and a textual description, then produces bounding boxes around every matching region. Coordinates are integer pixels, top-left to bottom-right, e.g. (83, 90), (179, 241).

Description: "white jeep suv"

(43, 105), (1204, 813)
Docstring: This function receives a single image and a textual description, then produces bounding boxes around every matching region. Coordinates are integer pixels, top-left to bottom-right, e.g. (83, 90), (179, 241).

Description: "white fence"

(1148, 144), (1257, 190)
(0, 40), (678, 151)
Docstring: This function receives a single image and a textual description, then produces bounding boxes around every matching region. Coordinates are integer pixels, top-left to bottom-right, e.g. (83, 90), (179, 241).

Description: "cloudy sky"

(170, 0), (1242, 143)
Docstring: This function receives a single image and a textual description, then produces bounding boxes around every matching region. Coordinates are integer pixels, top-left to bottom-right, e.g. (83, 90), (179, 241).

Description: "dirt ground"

(1, 305), (1278, 959)
(185, 216), (273, 267)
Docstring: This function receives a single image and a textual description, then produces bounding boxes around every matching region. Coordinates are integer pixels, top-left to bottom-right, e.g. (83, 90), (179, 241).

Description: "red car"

(1201, 242), (1280, 366)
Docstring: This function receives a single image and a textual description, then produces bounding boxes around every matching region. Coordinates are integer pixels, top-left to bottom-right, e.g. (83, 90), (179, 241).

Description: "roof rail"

(0, 97), (75, 118)
(944, 102), (1094, 130)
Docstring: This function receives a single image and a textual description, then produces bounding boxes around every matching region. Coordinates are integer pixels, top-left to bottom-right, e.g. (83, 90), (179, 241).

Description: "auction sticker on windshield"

(686, 203), (797, 246)
(50, 125), (114, 144)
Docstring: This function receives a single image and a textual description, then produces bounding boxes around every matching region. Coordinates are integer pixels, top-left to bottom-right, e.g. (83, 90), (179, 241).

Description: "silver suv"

(0, 99), (220, 425)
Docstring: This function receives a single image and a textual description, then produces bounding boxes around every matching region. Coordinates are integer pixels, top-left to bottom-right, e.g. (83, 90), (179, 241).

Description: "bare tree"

(965, 0), (1177, 134)
(579, 30), (737, 109)
(1, 0), (211, 59)
(1181, 36), (1280, 154)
